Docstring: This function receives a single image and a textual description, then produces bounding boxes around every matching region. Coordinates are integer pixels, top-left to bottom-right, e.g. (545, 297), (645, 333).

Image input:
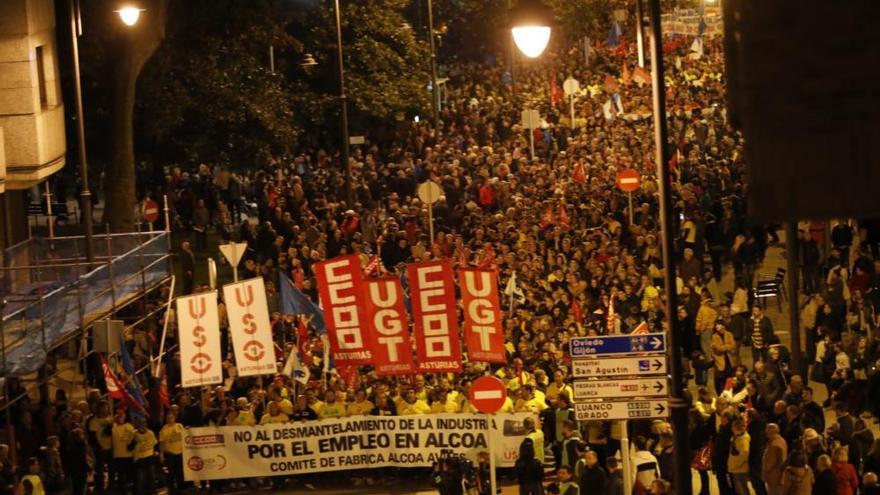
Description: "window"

(36, 46), (47, 108)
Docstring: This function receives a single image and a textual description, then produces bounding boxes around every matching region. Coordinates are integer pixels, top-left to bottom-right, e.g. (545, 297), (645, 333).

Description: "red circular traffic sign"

(616, 169), (641, 193)
(143, 199), (160, 223)
(470, 376), (507, 414)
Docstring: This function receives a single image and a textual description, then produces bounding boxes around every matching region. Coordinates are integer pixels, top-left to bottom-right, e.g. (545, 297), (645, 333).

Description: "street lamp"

(115, 6), (144, 26)
(332, 0), (352, 206)
(509, 0), (554, 58)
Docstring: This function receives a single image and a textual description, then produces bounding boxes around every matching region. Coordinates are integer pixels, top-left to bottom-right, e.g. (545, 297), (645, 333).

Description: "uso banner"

(176, 292), (223, 387)
(183, 413), (533, 481)
(314, 255), (372, 365)
(363, 277), (415, 376)
(459, 268), (506, 364)
(407, 259), (462, 372)
(223, 278), (277, 377)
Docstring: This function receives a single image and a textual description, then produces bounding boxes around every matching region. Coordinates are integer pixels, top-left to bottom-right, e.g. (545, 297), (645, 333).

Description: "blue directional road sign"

(569, 333), (666, 358)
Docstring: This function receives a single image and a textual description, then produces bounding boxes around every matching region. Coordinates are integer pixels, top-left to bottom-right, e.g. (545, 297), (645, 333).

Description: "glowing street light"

(116, 6), (144, 26)
(509, 0), (554, 58)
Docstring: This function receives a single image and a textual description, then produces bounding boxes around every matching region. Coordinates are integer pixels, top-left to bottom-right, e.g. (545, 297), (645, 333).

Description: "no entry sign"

(142, 199), (160, 224)
(470, 376), (507, 414)
(616, 169), (641, 192)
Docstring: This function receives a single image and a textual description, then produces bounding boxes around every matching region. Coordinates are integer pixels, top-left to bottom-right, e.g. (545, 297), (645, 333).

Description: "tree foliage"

(135, 0), (430, 170)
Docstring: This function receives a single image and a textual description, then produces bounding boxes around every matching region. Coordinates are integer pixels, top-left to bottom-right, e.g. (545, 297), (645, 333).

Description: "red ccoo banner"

(407, 259), (462, 372)
(314, 255), (372, 365)
(459, 268), (506, 363)
(363, 277), (415, 376)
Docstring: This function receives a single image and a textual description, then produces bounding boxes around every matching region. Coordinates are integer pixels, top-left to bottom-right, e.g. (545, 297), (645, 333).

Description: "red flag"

(101, 355), (126, 401)
(622, 62), (632, 86)
(458, 246), (470, 268)
(631, 321), (649, 335)
(363, 255), (381, 277)
(571, 299), (583, 324)
(459, 268), (506, 364)
(557, 205), (570, 231)
(158, 366), (171, 408)
(540, 207), (555, 230)
(633, 66), (651, 87)
(604, 74), (620, 94)
(314, 255), (373, 366)
(296, 316), (310, 359)
(407, 259), (462, 373)
(362, 277), (416, 375)
(606, 296), (616, 333)
(550, 78), (563, 107)
(669, 150), (679, 174)
(572, 161), (587, 184)
(477, 244), (496, 269)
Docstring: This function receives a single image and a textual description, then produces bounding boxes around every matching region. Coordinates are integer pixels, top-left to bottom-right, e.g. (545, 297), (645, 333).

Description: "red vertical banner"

(314, 255), (372, 365)
(407, 259), (462, 373)
(363, 277), (415, 376)
(459, 268), (506, 364)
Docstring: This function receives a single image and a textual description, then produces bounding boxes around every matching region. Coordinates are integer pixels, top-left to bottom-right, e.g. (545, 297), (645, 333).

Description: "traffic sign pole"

(621, 421), (633, 495)
(628, 191), (634, 226)
(469, 376), (506, 495)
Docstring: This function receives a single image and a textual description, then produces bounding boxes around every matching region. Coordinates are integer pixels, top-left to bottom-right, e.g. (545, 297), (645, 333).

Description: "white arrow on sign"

(574, 400), (668, 421)
(572, 356), (667, 378)
(573, 378), (668, 400)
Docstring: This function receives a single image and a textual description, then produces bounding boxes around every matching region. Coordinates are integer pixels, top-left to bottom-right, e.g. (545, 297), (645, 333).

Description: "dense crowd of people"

(7, 10), (880, 495)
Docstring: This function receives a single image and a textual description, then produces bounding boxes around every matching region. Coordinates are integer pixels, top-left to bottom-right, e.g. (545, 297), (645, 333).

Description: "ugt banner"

(183, 413), (534, 481)
(407, 259), (462, 372)
(176, 292), (223, 387)
(223, 278), (277, 377)
(363, 277), (415, 376)
(459, 268), (506, 363)
(314, 255), (372, 365)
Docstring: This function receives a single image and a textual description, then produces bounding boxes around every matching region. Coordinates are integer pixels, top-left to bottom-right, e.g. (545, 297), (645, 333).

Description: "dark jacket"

(577, 464), (607, 495)
(813, 468), (836, 495)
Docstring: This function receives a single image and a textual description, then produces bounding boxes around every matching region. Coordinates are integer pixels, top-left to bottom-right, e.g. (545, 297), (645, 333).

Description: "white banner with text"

(183, 413), (533, 480)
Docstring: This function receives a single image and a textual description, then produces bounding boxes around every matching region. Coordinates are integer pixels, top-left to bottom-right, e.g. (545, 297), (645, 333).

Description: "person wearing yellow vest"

(316, 390), (347, 420)
(86, 400), (113, 494)
(159, 413), (185, 495)
(132, 418), (157, 495)
(524, 417), (545, 464)
(514, 384), (548, 414)
(20, 457), (44, 495)
(546, 370), (574, 404)
(110, 409), (135, 493)
(429, 389), (461, 414)
(398, 388), (431, 415)
(260, 401), (289, 424)
(346, 389), (374, 416)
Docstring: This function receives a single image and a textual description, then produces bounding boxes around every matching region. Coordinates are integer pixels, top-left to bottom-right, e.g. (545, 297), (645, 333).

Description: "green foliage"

(135, 0), (430, 169)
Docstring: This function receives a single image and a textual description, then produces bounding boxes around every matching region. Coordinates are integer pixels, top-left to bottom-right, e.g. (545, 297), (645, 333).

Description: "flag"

(606, 296), (616, 333)
(622, 63), (631, 86)
(477, 244), (496, 269)
(119, 338), (149, 418)
(633, 66), (651, 87)
(320, 333), (331, 375)
(458, 246), (470, 267)
(296, 316), (310, 360)
(280, 275), (327, 333)
(550, 77), (563, 108)
(690, 36), (704, 59)
(631, 321), (650, 335)
(603, 74), (619, 94)
(540, 207), (555, 229)
(557, 205), (570, 231)
(282, 345), (310, 385)
(504, 271), (526, 304)
(608, 21), (621, 48)
(572, 161), (587, 184)
(363, 255), (382, 277)
(100, 355), (127, 401)
(571, 299), (584, 324)
(602, 99), (615, 120)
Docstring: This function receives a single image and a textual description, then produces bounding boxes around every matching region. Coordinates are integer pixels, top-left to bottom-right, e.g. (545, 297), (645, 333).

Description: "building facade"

(0, 0), (67, 247)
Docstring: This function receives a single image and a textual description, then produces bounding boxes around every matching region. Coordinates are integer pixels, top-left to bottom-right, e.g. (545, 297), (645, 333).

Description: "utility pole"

(333, 0), (352, 206)
(427, 0), (440, 131)
(648, 0), (691, 493)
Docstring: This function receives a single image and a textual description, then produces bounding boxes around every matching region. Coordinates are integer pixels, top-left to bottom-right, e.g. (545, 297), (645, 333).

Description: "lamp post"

(333, 0), (352, 206)
(508, 0), (553, 59)
(647, 0), (691, 493)
(69, 0), (95, 265)
(426, 0), (440, 131)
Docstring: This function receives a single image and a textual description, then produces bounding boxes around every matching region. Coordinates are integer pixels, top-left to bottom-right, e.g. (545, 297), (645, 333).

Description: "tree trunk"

(103, 0), (169, 232)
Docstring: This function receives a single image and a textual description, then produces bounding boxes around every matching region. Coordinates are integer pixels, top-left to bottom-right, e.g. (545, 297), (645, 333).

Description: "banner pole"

(488, 417), (498, 494)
